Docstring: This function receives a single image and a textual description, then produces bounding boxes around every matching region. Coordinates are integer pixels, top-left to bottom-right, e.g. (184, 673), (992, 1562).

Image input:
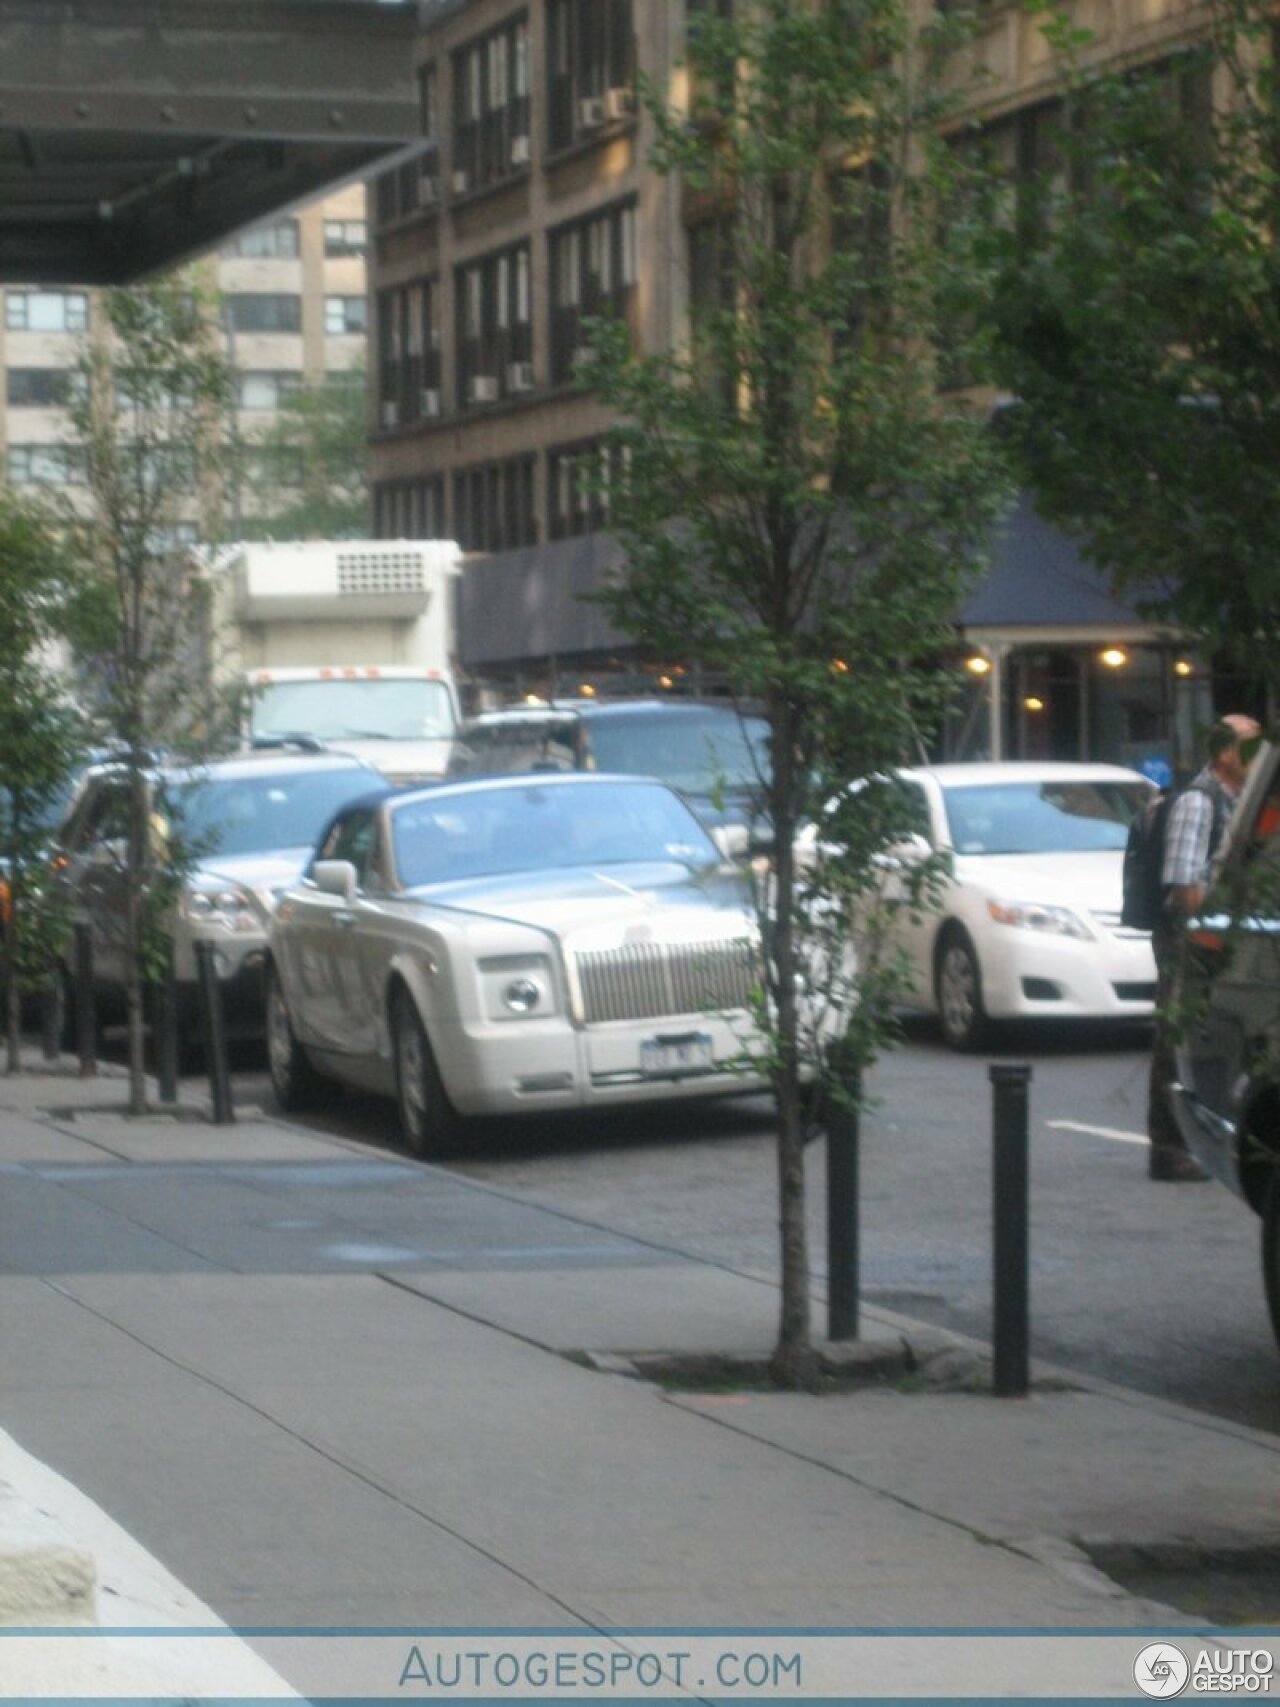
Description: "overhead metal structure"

(0, 0), (422, 284)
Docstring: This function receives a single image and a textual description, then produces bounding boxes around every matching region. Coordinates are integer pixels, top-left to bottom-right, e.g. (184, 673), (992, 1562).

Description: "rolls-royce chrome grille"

(573, 938), (759, 1025)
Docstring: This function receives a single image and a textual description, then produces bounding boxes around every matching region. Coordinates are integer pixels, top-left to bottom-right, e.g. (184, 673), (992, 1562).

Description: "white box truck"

(207, 539), (463, 784)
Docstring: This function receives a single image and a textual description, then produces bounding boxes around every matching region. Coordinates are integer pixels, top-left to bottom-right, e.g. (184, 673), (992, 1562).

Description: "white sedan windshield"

(392, 782), (717, 886)
(943, 781), (1151, 855)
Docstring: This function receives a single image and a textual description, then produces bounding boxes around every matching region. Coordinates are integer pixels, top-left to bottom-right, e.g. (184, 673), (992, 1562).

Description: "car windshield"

(588, 710), (770, 794)
(251, 678), (456, 741)
(942, 780), (1151, 855)
(392, 781), (717, 887)
(170, 768), (378, 858)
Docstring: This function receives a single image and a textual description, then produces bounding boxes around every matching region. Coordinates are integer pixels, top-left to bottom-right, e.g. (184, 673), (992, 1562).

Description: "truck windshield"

(251, 678), (456, 741)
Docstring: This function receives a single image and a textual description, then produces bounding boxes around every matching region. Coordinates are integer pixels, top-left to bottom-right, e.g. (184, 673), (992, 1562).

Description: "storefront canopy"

(0, 0), (421, 284)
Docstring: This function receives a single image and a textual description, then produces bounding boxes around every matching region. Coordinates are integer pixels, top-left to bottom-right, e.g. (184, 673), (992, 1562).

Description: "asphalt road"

(215, 1017), (1280, 1436)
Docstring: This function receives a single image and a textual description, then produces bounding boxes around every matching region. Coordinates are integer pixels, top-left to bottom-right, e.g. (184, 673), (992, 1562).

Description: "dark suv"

(447, 699), (771, 839)
(1172, 738), (1280, 1344)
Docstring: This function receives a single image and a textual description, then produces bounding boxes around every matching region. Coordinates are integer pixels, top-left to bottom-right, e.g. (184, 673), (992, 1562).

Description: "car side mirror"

(312, 859), (358, 902)
(710, 823), (751, 862)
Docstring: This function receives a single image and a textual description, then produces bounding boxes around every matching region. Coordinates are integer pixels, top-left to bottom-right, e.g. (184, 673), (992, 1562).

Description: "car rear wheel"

(1261, 1166), (1280, 1354)
(266, 963), (326, 1111)
(936, 928), (989, 1051)
(392, 989), (465, 1158)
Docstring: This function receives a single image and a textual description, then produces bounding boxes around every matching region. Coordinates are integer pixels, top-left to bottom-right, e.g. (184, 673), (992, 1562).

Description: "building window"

(5, 290), (89, 333)
(323, 219), (367, 258)
(221, 219), (300, 259)
(325, 295), (368, 336)
(549, 201), (638, 383)
(238, 371), (303, 411)
(451, 12), (531, 195)
(7, 368), (73, 407)
(549, 438), (629, 539)
(452, 456), (537, 552)
(225, 294), (302, 334)
(374, 146), (440, 228)
(377, 279), (442, 427)
(375, 477), (445, 539)
(547, 0), (635, 153)
(6, 444), (88, 486)
(419, 61), (440, 137)
(456, 243), (533, 406)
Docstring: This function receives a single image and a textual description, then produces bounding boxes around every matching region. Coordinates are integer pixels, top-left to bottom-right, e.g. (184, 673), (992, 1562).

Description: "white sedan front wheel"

(392, 990), (466, 1158)
(936, 929), (989, 1051)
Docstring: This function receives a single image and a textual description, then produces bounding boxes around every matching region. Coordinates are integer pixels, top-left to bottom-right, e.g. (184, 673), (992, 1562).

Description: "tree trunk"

(4, 913), (19, 1076)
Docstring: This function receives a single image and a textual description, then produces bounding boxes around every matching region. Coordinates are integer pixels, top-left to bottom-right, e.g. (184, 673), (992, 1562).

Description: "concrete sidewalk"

(1, 1052), (1278, 1692)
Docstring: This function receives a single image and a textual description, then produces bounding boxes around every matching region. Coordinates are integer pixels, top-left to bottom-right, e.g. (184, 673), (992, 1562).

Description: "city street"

(220, 1018), (1280, 1438)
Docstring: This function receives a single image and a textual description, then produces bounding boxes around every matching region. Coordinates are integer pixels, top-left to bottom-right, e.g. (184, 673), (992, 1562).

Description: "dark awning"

(0, 0), (421, 284)
(958, 493), (1148, 634)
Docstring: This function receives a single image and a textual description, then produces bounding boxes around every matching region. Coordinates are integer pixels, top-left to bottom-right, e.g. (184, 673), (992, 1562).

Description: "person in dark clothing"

(1148, 713), (1261, 1181)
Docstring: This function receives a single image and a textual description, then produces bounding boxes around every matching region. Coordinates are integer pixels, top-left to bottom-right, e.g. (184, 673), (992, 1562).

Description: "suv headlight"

(987, 899), (1091, 939)
(478, 954), (558, 1021)
(182, 885), (261, 934)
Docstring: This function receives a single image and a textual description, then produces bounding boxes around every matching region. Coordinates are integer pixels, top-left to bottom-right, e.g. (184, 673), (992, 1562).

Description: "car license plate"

(640, 1032), (715, 1077)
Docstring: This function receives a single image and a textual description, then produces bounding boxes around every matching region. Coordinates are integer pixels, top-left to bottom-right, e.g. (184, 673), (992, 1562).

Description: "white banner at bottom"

(2, 1628), (1278, 1701)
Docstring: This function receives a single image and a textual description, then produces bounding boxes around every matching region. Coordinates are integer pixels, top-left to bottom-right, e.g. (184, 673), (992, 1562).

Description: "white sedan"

(265, 773), (766, 1153)
(883, 762), (1158, 1048)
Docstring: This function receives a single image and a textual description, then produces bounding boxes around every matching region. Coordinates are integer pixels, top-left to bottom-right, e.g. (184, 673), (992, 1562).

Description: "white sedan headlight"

(986, 898), (1092, 940)
(182, 885), (261, 934)
(478, 954), (559, 1021)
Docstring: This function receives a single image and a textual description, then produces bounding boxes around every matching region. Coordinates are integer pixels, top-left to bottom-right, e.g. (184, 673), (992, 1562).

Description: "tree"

(992, 0), (1280, 709)
(236, 360), (370, 540)
(0, 493), (84, 1073)
(589, 0), (1011, 1385)
(60, 276), (237, 1113)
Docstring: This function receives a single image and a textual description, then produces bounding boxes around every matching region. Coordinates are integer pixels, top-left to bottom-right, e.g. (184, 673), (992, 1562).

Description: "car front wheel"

(936, 928), (989, 1051)
(392, 989), (466, 1158)
(266, 964), (326, 1111)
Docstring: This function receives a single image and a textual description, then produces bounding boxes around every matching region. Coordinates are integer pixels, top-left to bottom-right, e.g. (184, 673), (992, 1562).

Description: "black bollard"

(73, 923), (97, 1079)
(826, 1072), (861, 1342)
(153, 942), (179, 1105)
(194, 941), (235, 1125)
(990, 1062), (1032, 1397)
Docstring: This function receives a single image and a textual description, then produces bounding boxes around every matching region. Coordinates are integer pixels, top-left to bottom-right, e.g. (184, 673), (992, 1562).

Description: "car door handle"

(332, 910), (358, 930)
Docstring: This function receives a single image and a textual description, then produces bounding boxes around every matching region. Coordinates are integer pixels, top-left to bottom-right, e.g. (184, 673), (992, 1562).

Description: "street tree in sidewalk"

(60, 276), (238, 1115)
(588, 0), (1012, 1386)
(235, 359), (370, 540)
(0, 493), (85, 1074)
(992, 0), (1280, 715)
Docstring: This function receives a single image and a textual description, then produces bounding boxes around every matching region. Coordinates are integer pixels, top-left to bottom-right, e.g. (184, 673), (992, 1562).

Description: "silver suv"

(1172, 738), (1280, 1345)
(56, 748), (387, 1048)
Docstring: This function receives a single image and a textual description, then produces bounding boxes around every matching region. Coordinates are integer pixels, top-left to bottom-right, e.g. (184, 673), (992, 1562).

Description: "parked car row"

(32, 701), (1167, 1155)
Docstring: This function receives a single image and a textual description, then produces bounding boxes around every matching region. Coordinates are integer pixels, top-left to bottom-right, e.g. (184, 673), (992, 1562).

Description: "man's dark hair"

(1208, 720), (1244, 759)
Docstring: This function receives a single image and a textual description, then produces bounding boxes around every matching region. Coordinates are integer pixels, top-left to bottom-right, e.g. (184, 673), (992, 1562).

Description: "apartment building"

(368, 0), (687, 699)
(0, 184), (369, 538)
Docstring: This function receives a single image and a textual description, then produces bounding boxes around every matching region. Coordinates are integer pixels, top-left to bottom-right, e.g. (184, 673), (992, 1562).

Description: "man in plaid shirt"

(1148, 712), (1261, 1180)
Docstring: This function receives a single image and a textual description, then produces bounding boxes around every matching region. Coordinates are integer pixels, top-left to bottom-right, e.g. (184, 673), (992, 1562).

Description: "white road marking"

(1046, 1118), (1147, 1147)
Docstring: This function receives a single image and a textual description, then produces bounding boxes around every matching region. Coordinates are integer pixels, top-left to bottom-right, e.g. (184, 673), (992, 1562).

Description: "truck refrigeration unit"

(205, 539), (463, 784)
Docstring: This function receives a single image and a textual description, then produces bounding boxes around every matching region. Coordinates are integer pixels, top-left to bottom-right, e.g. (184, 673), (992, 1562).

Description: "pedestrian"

(1148, 712), (1262, 1181)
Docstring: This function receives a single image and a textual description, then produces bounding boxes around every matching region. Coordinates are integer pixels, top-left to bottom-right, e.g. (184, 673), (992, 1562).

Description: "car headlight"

(182, 885), (261, 934)
(987, 899), (1092, 939)
(478, 954), (559, 1021)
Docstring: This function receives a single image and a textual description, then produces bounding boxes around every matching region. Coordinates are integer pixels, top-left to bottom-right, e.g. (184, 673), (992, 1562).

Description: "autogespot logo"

(1135, 1643), (1191, 1699)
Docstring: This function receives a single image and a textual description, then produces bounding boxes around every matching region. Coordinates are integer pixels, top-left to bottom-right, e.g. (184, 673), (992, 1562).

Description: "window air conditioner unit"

(381, 399), (400, 427)
(418, 174), (440, 205)
(506, 361), (535, 393)
(510, 134), (532, 167)
(451, 168), (470, 195)
(605, 87), (635, 122)
(578, 96), (606, 131)
(420, 388), (442, 418)
(468, 374), (499, 404)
